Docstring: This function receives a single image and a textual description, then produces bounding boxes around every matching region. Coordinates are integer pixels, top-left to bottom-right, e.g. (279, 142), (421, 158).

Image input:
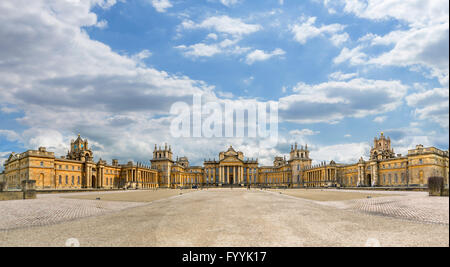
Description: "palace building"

(1, 133), (449, 190)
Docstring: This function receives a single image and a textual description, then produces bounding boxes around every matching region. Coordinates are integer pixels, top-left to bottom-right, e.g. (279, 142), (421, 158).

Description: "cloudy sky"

(0, 0), (448, 168)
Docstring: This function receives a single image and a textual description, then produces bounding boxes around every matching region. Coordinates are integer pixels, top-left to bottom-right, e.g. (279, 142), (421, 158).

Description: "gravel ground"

(0, 189), (448, 247)
(269, 189), (397, 201)
(62, 189), (190, 202)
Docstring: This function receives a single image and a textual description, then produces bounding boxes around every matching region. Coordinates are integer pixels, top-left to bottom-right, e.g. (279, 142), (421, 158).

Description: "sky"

(0, 0), (448, 168)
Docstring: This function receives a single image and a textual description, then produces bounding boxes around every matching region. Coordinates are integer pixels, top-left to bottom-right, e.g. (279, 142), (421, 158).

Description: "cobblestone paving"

(0, 193), (147, 231)
(320, 191), (449, 225)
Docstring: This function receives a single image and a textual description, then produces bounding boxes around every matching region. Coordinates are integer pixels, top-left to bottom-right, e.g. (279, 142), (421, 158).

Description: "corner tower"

(289, 143), (312, 185)
(67, 134), (93, 161)
(370, 132), (396, 160)
(151, 143), (174, 188)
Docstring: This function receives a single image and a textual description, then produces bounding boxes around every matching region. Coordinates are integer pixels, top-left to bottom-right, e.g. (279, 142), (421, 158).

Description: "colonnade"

(304, 167), (337, 187)
(125, 168), (158, 189)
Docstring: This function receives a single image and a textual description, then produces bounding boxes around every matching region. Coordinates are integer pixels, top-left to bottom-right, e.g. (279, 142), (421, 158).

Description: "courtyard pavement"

(0, 189), (448, 247)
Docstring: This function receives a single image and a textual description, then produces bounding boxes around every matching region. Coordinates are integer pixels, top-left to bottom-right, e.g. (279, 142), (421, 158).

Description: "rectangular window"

(71, 176), (74, 185)
(77, 176), (80, 185)
(59, 175), (62, 184)
(65, 176), (68, 184)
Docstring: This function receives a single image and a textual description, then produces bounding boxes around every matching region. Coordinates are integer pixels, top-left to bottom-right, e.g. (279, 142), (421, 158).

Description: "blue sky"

(0, 0), (448, 168)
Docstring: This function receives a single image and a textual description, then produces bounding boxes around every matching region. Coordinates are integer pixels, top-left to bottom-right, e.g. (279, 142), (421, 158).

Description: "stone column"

(357, 166), (362, 187)
(91, 168), (94, 188)
(101, 167), (104, 188)
(372, 163), (378, 187)
(86, 167), (90, 188)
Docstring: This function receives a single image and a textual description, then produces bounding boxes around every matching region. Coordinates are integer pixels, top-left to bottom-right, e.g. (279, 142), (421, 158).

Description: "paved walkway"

(272, 189), (449, 225)
(0, 190), (184, 231)
(0, 189), (448, 247)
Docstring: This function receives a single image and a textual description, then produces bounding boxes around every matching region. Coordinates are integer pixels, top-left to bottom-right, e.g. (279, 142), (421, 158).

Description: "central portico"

(204, 146), (259, 186)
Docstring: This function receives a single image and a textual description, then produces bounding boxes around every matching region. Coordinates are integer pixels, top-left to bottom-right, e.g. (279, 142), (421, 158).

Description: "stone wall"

(0, 191), (36, 201)
(0, 181), (7, 191)
(0, 191), (23, 201)
(0, 180), (37, 201)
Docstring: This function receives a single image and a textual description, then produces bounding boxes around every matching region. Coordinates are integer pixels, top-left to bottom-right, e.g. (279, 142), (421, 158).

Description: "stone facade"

(3, 135), (158, 190)
(2, 133), (449, 190)
(303, 133), (449, 188)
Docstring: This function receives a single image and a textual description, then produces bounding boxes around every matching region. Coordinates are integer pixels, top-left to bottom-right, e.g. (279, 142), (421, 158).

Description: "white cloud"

(176, 43), (222, 58)
(289, 129), (320, 136)
(333, 46), (368, 65)
(329, 71), (358, 81)
(368, 23), (449, 86)
(0, 130), (22, 143)
(151, 0), (173, 13)
(177, 15), (259, 59)
(310, 142), (371, 164)
(328, 0), (449, 87)
(181, 16), (262, 37)
(176, 38), (248, 58)
(373, 116), (387, 123)
(0, 0), (226, 165)
(243, 76), (254, 85)
(406, 87), (449, 129)
(291, 16), (348, 46)
(95, 19), (108, 29)
(219, 0), (239, 7)
(337, 0), (448, 27)
(206, 33), (218, 40)
(279, 78), (408, 124)
(245, 48), (285, 65)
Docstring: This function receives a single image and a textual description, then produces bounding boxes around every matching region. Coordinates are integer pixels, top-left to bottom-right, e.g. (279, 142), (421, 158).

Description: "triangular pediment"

(221, 156), (243, 163)
(6, 153), (17, 162)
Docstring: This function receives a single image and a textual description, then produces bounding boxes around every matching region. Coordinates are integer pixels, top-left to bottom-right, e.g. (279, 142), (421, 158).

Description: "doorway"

(229, 174), (234, 185)
(367, 174), (372, 187)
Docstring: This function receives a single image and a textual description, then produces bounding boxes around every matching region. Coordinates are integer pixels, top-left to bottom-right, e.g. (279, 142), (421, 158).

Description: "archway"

(367, 174), (372, 187)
